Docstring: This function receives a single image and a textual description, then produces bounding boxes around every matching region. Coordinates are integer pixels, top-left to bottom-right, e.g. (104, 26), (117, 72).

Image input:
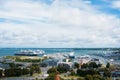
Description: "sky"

(0, 0), (120, 48)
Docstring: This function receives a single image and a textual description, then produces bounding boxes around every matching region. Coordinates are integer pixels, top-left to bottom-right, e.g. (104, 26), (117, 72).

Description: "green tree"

(5, 68), (14, 77)
(70, 70), (76, 76)
(74, 62), (79, 69)
(46, 67), (58, 80)
(45, 73), (56, 80)
(93, 75), (102, 80)
(105, 78), (112, 80)
(85, 75), (93, 80)
(81, 63), (88, 69)
(57, 63), (70, 73)
(9, 63), (16, 68)
(87, 69), (99, 76)
(40, 63), (48, 67)
(106, 63), (110, 68)
(0, 69), (3, 77)
(31, 64), (41, 73)
(35, 66), (41, 73)
(77, 69), (86, 77)
(98, 64), (102, 68)
(14, 68), (22, 76)
(77, 77), (85, 80)
(89, 62), (98, 69)
(103, 70), (111, 77)
(57, 66), (69, 73)
(47, 67), (57, 74)
(22, 68), (29, 75)
(4, 68), (22, 77)
(77, 69), (100, 77)
(30, 66), (35, 76)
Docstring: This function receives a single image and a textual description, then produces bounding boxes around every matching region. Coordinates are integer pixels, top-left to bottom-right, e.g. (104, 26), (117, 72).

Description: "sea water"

(0, 48), (119, 57)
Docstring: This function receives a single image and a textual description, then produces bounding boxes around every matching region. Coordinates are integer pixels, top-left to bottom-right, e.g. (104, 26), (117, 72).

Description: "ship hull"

(14, 53), (38, 56)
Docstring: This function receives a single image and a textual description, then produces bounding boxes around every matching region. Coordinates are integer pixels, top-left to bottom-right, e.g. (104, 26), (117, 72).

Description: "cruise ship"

(14, 50), (45, 56)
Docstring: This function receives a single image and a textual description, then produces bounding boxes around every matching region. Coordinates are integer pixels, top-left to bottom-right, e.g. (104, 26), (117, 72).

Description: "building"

(5, 59), (15, 63)
(57, 58), (74, 68)
(89, 58), (101, 64)
(69, 52), (75, 59)
(75, 55), (91, 65)
(41, 59), (59, 67)
(58, 62), (72, 69)
(0, 63), (10, 69)
(0, 57), (5, 62)
(111, 71), (120, 80)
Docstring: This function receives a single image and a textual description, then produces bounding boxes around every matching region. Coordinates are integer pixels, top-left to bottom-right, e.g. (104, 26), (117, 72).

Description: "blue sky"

(0, 0), (120, 48)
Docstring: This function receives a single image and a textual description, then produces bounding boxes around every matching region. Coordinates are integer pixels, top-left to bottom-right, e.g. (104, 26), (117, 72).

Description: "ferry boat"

(14, 50), (45, 56)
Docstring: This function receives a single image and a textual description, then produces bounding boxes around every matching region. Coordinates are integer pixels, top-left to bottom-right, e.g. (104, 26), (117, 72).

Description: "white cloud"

(111, 0), (120, 10)
(0, 0), (120, 48)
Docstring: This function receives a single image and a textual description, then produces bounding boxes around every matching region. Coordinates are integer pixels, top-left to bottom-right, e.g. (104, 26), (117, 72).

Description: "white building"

(57, 58), (74, 68)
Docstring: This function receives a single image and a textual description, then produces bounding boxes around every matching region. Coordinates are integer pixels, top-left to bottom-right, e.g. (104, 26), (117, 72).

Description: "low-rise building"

(75, 55), (91, 65)
(0, 57), (6, 62)
(41, 59), (59, 67)
(0, 63), (10, 69)
(57, 58), (74, 68)
(89, 58), (101, 64)
(111, 71), (120, 78)
(5, 59), (15, 63)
